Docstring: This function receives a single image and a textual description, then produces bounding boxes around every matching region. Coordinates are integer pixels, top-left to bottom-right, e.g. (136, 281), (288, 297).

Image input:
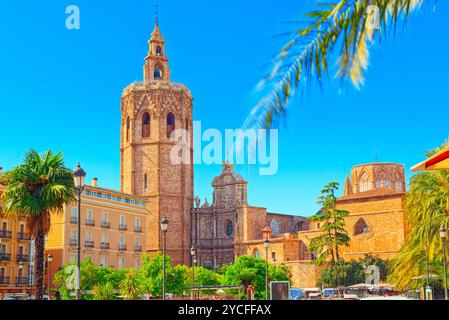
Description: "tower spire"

(155, 3), (159, 26)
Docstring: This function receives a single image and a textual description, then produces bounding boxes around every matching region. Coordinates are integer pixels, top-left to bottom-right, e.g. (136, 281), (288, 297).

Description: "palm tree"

(244, 0), (425, 128)
(119, 270), (145, 300)
(93, 282), (117, 300)
(389, 140), (449, 290)
(0, 150), (75, 300)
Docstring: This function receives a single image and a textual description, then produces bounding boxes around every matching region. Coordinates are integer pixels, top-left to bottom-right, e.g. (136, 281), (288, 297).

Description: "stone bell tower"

(120, 23), (194, 265)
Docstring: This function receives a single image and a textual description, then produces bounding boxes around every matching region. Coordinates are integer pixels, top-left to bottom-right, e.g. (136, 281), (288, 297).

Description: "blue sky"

(0, 1), (448, 216)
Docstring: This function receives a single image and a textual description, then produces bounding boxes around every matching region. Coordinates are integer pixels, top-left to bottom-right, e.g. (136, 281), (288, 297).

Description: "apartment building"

(46, 180), (149, 284)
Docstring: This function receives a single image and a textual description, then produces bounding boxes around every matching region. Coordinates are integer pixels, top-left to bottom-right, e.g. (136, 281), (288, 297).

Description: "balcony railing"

(134, 246), (142, 252)
(101, 242), (110, 250)
(0, 277), (10, 285)
(70, 218), (78, 224)
(134, 226), (142, 233)
(85, 220), (95, 226)
(0, 253), (11, 261)
(70, 239), (78, 246)
(85, 240), (95, 248)
(118, 244), (127, 251)
(101, 222), (110, 229)
(15, 277), (29, 285)
(119, 224), (127, 231)
(17, 232), (31, 240)
(0, 230), (12, 239)
(16, 254), (29, 263)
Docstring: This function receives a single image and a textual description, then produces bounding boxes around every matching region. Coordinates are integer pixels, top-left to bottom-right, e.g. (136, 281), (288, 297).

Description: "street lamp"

(261, 226), (272, 301)
(161, 216), (169, 300)
(440, 226), (448, 300)
(190, 247), (197, 300)
(72, 163), (86, 300)
(47, 254), (53, 299)
(263, 239), (269, 300)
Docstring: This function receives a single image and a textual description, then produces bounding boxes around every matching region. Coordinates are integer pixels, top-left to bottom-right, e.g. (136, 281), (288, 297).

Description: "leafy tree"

(93, 282), (116, 300)
(245, 0), (426, 128)
(221, 256), (290, 300)
(0, 150), (75, 300)
(138, 254), (188, 297)
(54, 258), (126, 300)
(119, 270), (145, 300)
(389, 139), (449, 291)
(309, 182), (350, 265)
(188, 266), (222, 295)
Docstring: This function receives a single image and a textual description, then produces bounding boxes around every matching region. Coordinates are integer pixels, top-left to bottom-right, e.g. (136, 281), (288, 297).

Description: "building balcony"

(85, 240), (95, 248)
(101, 222), (110, 229)
(70, 218), (78, 224)
(134, 246), (142, 252)
(15, 277), (29, 286)
(70, 239), (78, 246)
(17, 232), (31, 240)
(85, 220), (95, 226)
(0, 253), (11, 261)
(134, 226), (142, 233)
(119, 224), (127, 231)
(16, 254), (29, 263)
(0, 230), (12, 239)
(0, 277), (10, 285)
(101, 242), (110, 250)
(118, 244), (127, 251)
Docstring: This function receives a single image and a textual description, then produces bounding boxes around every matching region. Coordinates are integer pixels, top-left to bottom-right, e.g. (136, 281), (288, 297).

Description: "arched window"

(126, 117), (130, 142)
(354, 218), (370, 236)
(156, 46), (162, 56)
(166, 112), (175, 138)
(252, 248), (261, 258)
(358, 172), (371, 192)
(270, 219), (280, 236)
(294, 221), (309, 232)
(154, 67), (162, 80)
(144, 174), (148, 192)
(142, 112), (151, 138)
(225, 220), (233, 237)
(394, 172), (403, 191)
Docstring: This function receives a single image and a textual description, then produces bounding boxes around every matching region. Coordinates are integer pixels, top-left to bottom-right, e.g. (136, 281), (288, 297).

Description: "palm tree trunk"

(34, 229), (45, 300)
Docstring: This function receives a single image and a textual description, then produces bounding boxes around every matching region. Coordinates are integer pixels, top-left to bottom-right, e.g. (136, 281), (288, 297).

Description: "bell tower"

(120, 23), (194, 265)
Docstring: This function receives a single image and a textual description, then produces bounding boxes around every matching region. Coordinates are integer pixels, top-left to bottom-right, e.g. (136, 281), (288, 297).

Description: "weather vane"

(155, 3), (159, 25)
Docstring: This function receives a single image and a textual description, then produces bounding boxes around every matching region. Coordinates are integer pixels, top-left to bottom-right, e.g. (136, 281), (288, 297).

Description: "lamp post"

(47, 254), (53, 299)
(261, 226), (272, 300)
(190, 246), (197, 300)
(72, 163), (86, 300)
(161, 216), (169, 300)
(440, 226), (448, 300)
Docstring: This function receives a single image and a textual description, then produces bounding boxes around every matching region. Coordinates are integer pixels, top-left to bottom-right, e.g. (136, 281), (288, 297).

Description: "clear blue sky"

(0, 1), (448, 216)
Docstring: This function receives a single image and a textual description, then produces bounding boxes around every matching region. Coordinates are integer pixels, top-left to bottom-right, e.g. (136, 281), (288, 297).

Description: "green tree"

(244, 0), (425, 128)
(138, 254), (188, 297)
(221, 256), (290, 300)
(0, 150), (75, 300)
(389, 140), (449, 291)
(119, 270), (145, 300)
(189, 266), (222, 295)
(309, 182), (350, 265)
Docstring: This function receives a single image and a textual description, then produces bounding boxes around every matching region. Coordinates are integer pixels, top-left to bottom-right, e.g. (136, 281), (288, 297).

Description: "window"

(120, 215), (126, 227)
(86, 209), (93, 224)
(102, 233), (108, 244)
(126, 117), (130, 142)
(118, 257), (125, 269)
(71, 208), (78, 222)
(100, 256), (108, 267)
(135, 217), (142, 232)
(154, 68), (162, 80)
(134, 237), (140, 247)
(69, 254), (77, 262)
(134, 259), (140, 269)
(252, 248), (261, 258)
(166, 112), (175, 138)
(70, 229), (77, 241)
(142, 112), (151, 137)
(271, 252), (276, 262)
(144, 174), (148, 192)
(358, 172), (371, 192)
(354, 218), (370, 236)
(86, 231), (93, 242)
(1, 221), (6, 231)
(0, 244), (6, 254)
(156, 46), (162, 56)
(270, 219), (280, 236)
(102, 212), (108, 224)
(19, 224), (25, 234)
(225, 220), (233, 237)
(119, 235), (125, 246)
